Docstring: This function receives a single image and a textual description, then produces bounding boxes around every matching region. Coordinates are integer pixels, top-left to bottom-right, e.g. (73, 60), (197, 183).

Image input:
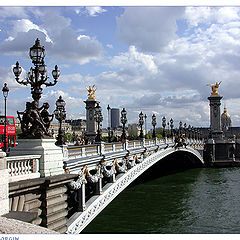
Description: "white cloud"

(85, 7), (107, 17)
(9, 19), (52, 42)
(116, 7), (185, 52)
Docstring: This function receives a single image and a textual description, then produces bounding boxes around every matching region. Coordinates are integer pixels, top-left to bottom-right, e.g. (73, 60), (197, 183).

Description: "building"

(65, 119), (87, 136)
(111, 108), (120, 129)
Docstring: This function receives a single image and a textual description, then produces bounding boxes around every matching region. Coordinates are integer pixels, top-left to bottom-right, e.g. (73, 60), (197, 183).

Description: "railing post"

(112, 144), (116, 152)
(0, 150), (9, 215)
(141, 139), (145, 147)
(77, 179), (86, 212)
(124, 139), (129, 150)
(82, 147), (86, 157)
(95, 175), (103, 195)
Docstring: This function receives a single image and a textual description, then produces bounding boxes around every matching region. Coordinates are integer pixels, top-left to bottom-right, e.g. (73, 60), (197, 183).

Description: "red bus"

(0, 116), (16, 149)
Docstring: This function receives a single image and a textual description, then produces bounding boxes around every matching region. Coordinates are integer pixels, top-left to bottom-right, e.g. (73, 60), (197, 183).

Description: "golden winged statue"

(86, 85), (97, 99)
(207, 81), (222, 96)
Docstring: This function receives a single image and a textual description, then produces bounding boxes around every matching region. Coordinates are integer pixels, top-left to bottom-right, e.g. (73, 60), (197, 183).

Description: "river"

(82, 167), (240, 234)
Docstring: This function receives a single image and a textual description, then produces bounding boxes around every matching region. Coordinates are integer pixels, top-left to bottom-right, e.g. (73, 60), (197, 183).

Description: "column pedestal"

(9, 138), (64, 177)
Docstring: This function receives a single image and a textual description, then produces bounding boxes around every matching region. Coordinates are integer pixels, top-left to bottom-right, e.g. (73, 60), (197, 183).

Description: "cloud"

(0, 8), (104, 65)
(85, 7), (107, 17)
(116, 7), (185, 52)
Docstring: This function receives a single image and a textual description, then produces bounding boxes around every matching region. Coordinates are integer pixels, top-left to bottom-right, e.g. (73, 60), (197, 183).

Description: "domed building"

(221, 106), (232, 131)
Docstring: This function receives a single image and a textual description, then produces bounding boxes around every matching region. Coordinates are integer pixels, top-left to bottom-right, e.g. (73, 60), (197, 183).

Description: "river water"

(83, 167), (240, 234)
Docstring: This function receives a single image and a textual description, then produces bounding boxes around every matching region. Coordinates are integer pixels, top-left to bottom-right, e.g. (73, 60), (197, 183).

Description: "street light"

(2, 83), (9, 153)
(13, 39), (60, 106)
(94, 103), (103, 142)
(188, 125), (191, 139)
(179, 121), (183, 135)
(139, 111), (144, 139)
(121, 108), (127, 141)
(107, 105), (111, 142)
(184, 123), (187, 135)
(162, 116), (166, 138)
(170, 118), (174, 138)
(152, 114), (157, 138)
(54, 96), (66, 146)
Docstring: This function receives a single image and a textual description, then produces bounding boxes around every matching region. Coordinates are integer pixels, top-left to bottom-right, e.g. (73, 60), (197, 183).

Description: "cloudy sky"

(1, 4), (240, 128)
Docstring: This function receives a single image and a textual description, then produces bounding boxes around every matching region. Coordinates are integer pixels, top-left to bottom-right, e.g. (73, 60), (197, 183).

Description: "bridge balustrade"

(6, 155), (41, 182)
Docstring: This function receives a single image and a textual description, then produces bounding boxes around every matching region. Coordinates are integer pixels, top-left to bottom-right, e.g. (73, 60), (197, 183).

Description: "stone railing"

(6, 155), (41, 183)
(67, 138), (204, 160)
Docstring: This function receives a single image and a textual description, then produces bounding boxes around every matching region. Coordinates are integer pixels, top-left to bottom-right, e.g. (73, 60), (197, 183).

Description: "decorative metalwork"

(162, 116), (166, 138)
(120, 108), (127, 141)
(13, 38), (60, 139)
(2, 83), (9, 153)
(94, 103), (103, 142)
(152, 114), (157, 138)
(54, 96), (66, 146)
(139, 111), (144, 139)
(170, 118), (174, 138)
(179, 121), (183, 135)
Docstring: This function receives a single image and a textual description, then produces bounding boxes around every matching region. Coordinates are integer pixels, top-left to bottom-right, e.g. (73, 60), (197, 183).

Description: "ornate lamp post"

(191, 126), (195, 140)
(12, 38), (60, 139)
(94, 103), (103, 142)
(54, 96), (66, 146)
(184, 123), (187, 136)
(179, 121), (183, 135)
(152, 114), (157, 138)
(139, 111), (144, 139)
(170, 118), (174, 138)
(121, 108), (127, 141)
(162, 116), (166, 138)
(188, 125), (191, 139)
(144, 114), (147, 137)
(13, 38), (60, 106)
(2, 83), (9, 153)
(107, 105), (111, 142)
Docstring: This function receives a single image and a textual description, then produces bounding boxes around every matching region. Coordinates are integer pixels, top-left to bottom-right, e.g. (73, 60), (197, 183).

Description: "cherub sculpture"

(86, 85), (97, 99)
(207, 81), (222, 96)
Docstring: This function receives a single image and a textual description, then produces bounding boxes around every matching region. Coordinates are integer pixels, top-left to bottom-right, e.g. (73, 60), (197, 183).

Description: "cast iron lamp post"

(2, 83), (9, 153)
(162, 116), (166, 138)
(152, 114), (157, 138)
(179, 121), (183, 135)
(121, 108), (127, 141)
(139, 111), (144, 139)
(13, 38), (60, 107)
(54, 96), (66, 146)
(170, 118), (174, 138)
(94, 103), (103, 142)
(188, 125), (191, 139)
(184, 123), (187, 136)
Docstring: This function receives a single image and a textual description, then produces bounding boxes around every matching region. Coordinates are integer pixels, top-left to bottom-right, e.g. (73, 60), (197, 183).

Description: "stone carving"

(101, 161), (115, 178)
(17, 101), (52, 139)
(86, 85), (97, 100)
(207, 81), (221, 96)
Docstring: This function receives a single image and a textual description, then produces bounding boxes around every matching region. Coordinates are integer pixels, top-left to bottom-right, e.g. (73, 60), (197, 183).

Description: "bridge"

(0, 136), (204, 233)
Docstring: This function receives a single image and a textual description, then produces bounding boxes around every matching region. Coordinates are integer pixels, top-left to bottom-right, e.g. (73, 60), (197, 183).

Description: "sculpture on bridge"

(207, 81), (222, 96)
(17, 101), (52, 138)
(86, 85), (97, 100)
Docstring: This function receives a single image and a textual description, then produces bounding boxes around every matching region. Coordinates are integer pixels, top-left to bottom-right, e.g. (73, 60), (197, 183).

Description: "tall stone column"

(208, 95), (223, 139)
(0, 150), (9, 215)
(84, 99), (99, 142)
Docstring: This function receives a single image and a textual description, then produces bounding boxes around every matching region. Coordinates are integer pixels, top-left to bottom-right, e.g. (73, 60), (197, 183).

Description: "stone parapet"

(9, 138), (64, 177)
(0, 150), (9, 216)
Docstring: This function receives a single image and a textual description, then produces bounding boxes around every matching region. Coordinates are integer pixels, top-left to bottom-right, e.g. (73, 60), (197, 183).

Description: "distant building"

(221, 107), (232, 131)
(65, 119), (86, 136)
(111, 108), (120, 129)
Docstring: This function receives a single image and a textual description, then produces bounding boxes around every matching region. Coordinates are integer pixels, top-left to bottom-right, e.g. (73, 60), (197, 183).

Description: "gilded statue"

(86, 85), (97, 99)
(207, 81), (222, 96)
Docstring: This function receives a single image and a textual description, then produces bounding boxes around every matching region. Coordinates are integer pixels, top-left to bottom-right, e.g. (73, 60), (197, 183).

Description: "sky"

(1, 4), (240, 129)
